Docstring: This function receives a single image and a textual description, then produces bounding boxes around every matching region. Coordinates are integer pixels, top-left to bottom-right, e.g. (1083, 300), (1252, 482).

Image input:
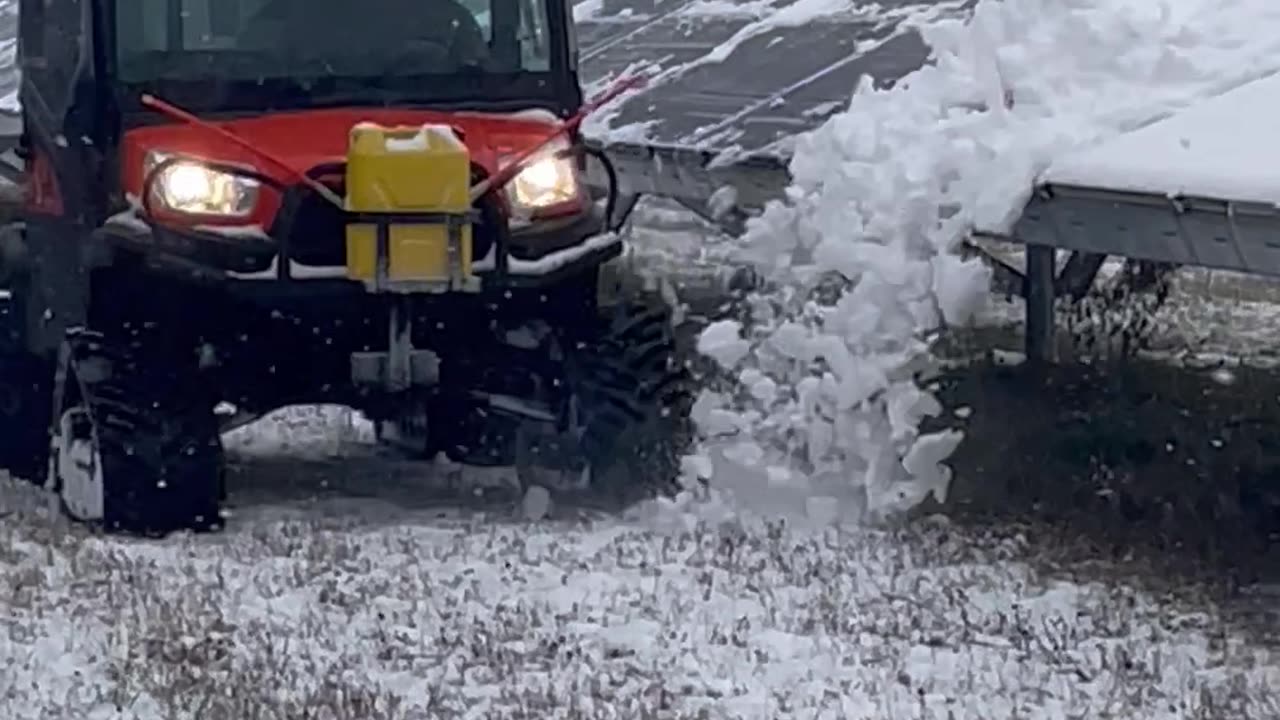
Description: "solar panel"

(577, 0), (941, 153)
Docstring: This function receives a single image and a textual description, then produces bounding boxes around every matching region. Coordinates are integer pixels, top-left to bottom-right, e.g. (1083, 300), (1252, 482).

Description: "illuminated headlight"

(505, 147), (580, 211)
(144, 152), (259, 216)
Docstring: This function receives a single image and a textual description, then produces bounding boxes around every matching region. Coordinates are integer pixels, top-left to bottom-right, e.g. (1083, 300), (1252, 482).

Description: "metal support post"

(1025, 243), (1056, 365)
(387, 298), (412, 392)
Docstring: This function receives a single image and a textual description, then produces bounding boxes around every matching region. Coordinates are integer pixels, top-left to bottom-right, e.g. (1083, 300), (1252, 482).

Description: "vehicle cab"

(19, 0), (610, 289)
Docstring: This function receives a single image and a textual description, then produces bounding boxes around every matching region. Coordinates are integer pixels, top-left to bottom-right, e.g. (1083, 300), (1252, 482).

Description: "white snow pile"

(683, 0), (1280, 521)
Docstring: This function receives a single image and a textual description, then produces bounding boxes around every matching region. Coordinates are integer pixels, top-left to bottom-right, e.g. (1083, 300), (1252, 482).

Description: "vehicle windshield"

(116, 0), (554, 91)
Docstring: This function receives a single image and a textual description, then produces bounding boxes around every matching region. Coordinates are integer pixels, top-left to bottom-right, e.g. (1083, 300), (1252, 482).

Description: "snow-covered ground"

(3, 444), (1280, 719)
(4, 212), (1280, 712)
(7, 0), (1280, 716)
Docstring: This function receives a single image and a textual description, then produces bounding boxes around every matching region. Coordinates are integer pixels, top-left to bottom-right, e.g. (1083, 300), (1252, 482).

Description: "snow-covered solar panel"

(1041, 71), (1280, 205)
(576, 0), (948, 153)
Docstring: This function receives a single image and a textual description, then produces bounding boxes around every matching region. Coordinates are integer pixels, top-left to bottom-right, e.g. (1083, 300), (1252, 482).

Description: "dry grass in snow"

(2, 449), (1279, 719)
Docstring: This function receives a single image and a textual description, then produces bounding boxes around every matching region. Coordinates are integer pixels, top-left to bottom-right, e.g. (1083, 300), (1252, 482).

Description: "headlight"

(144, 152), (260, 217)
(505, 146), (580, 211)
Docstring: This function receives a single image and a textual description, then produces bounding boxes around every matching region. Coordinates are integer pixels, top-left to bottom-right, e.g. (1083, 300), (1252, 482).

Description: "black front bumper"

(95, 202), (619, 296)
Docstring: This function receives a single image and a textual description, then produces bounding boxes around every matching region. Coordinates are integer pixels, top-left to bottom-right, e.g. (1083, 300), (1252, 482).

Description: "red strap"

(143, 74), (647, 209)
(468, 75), (647, 202)
(140, 94), (344, 208)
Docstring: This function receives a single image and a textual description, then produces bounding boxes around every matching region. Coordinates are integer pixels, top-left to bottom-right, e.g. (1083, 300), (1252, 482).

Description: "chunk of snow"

(572, 0), (603, 22)
(765, 465), (793, 487)
(803, 99), (844, 118)
(382, 124), (461, 153)
(681, 453), (715, 481)
(707, 185), (739, 220)
(992, 348), (1026, 367)
(901, 429), (964, 503)
(703, 0), (886, 64)
(500, 107), (560, 125)
(472, 233), (623, 275)
(521, 485), (553, 521)
(804, 495), (840, 525)
(1210, 367), (1237, 385)
(677, 0), (774, 20)
(194, 224), (271, 241)
(696, 319), (750, 369)
(932, 251), (992, 326)
(748, 374), (778, 403)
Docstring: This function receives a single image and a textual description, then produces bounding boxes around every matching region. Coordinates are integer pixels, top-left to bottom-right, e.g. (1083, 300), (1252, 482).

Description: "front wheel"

(0, 353), (53, 482)
(47, 328), (226, 535)
(525, 291), (696, 507)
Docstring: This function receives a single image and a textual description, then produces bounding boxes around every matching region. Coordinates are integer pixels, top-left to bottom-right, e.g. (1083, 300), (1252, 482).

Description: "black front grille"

(284, 179), (347, 267)
(278, 165), (502, 270)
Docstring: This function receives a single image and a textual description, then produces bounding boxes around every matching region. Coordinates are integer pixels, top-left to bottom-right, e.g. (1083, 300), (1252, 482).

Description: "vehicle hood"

(121, 106), (567, 190)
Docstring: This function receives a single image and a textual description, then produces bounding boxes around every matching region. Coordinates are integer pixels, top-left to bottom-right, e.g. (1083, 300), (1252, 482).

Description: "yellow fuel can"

(344, 122), (476, 291)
